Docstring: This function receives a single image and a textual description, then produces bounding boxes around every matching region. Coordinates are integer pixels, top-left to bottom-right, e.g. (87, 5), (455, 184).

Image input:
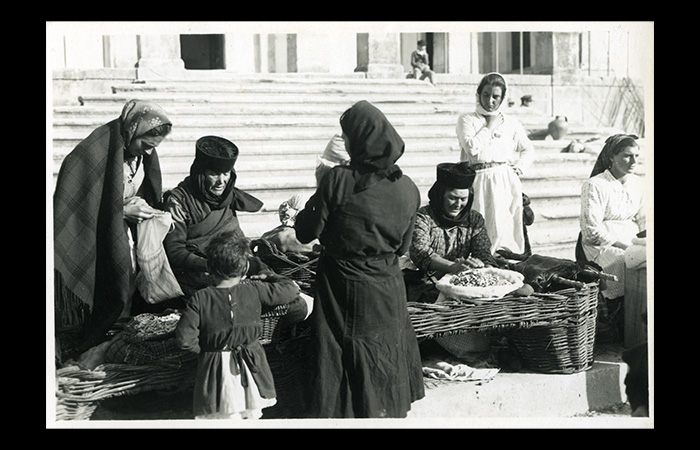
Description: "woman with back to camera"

(54, 99), (172, 361)
(295, 100), (425, 418)
(456, 72), (535, 257)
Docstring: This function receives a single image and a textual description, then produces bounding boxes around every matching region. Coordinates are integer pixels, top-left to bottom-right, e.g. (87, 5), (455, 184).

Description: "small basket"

(251, 238), (318, 296)
(436, 268), (524, 300)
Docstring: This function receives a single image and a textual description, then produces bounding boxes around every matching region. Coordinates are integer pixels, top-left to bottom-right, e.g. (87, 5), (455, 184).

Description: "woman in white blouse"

(579, 134), (645, 301)
(456, 72), (535, 256)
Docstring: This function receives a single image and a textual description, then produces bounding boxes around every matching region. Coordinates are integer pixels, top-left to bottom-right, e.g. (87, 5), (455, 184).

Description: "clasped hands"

(124, 197), (160, 224)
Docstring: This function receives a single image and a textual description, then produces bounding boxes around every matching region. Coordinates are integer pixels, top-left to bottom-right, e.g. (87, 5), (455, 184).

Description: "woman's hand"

(457, 256), (485, 268)
(485, 112), (505, 131)
(613, 241), (630, 251)
(124, 197), (158, 223)
(449, 257), (485, 274)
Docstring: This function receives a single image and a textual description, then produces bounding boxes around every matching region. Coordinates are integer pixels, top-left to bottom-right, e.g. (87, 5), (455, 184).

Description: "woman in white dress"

(580, 134), (645, 301)
(456, 72), (535, 256)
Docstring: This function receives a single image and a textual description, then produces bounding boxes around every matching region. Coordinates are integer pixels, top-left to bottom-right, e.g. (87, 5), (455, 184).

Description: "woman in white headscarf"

(456, 73), (535, 256)
(579, 134), (645, 300)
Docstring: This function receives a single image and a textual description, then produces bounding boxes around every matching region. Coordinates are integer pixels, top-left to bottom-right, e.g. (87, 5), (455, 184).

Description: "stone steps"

(48, 76), (644, 260)
(50, 135), (603, 167)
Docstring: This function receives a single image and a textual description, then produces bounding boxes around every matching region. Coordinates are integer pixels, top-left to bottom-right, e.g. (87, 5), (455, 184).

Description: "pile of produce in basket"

(449, 270), (511, 288)
(436, 267), (524, 300)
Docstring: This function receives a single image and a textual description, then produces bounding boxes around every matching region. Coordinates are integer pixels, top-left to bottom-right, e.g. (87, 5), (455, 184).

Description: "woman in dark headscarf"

(406, 162), (498, 304)
(54, 99), (172, 360)
(295, 100), (425, 418)
(580, 134), (645, 300)
(160, 136), (269, 300)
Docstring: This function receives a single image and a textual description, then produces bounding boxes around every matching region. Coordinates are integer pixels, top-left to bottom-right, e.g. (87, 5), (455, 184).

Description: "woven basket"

(251, 238), (318, 296)
(261, 332), (312, 419)
(55, 306), (305, 421)
(408, 282), (599, 374)
(260, 303), (292, 345)
(55, 355), (198, 421)
(509, 284), (599, 374)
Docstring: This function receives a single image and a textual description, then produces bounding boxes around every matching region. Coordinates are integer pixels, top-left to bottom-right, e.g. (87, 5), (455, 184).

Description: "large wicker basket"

(408, 282), (599, 374)
(55, 356), (198, 421)
(261, 332), (312, 419)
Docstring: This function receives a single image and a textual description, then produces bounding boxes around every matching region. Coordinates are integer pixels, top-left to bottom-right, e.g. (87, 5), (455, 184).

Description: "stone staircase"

(50, 74), (645, 260)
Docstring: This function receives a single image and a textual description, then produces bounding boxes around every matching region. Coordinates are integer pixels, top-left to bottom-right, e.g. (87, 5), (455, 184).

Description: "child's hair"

(205, 231), (251, 279)
(417, 39), (426, 47)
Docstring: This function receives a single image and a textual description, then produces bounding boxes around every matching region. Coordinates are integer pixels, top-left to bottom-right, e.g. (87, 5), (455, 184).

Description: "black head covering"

(339, 100), (405, 192)
(186, 136), (263, 212)
(428, 162), (476, 228)
(590, 134), (639, 178)
(436, 162), (476, 188)
(193, 135), (239, 173)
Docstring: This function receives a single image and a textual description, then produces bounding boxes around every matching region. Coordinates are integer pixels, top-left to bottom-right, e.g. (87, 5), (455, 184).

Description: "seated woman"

(156, 136), (269, 303)
(579, 134), (645, 339)
(406, 162), (498, 304)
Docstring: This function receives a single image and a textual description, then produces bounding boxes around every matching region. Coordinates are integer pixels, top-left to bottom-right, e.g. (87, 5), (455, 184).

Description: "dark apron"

(175, 207), (244, 295)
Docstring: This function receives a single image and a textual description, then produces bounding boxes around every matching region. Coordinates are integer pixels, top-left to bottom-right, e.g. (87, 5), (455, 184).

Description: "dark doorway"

(425, 32), (447, 73)
(180, 34), (225, 70)
(511, 31), (532, 73)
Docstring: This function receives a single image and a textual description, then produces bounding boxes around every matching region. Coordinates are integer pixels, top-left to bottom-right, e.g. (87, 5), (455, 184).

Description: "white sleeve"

(456, 114), (491, 160)
(580, 180), (616, 247)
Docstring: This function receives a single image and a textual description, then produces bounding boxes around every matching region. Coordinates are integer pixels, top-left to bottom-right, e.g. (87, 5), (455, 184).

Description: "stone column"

(551, 32), (581, 78)
(296, 32), (357, 73)
(136, 34), (185, 80)
(447, 32), (479, 74)
(531, 32), (553, 75)
(366, 33), (403, 78)
(223, 33), (256, 73)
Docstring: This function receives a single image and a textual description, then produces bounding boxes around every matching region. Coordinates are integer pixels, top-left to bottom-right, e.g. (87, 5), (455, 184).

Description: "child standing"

(175, 231), (301, 420)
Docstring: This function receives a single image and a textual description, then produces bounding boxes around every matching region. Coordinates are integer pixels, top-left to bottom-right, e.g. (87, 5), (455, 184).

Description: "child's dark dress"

(175, 277), (299, 418)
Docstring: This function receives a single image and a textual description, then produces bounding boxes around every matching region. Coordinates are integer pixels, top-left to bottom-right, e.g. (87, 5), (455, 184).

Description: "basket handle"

(580, 269), (618, 282)
(551, 275), (586, 290)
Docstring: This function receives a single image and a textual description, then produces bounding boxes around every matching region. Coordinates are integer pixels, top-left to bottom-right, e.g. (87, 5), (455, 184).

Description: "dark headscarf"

(428, 162), (476, 228)
(181, 136), (263, 213)
(339, 100), (405, 192)
(590, 133), (639, 178)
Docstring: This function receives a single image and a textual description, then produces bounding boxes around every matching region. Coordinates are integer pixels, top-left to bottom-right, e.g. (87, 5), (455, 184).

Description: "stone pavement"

(402, 343), (653, 428)
(75, 342), (652, 429)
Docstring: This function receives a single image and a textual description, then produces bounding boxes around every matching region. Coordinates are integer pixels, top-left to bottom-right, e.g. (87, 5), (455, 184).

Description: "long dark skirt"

(307, 253), (425, 418)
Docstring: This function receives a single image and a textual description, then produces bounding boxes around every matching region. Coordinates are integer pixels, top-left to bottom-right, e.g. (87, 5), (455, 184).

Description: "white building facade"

(48, 22), (652, 131)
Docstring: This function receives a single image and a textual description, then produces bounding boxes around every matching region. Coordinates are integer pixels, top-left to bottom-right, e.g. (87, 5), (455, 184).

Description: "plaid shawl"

(54, 106), (165, 352)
